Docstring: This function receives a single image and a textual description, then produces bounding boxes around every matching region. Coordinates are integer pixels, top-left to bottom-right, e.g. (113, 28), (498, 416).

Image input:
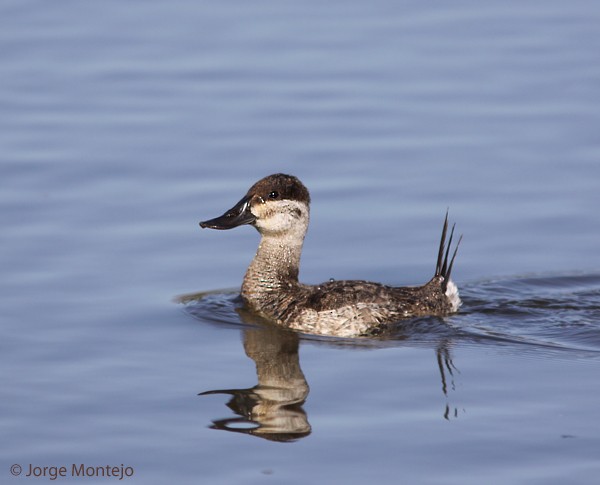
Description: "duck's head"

(200, 173), (311, 238)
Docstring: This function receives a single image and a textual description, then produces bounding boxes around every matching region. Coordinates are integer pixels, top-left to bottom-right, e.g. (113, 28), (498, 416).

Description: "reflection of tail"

(436, 341), (462, 420)
(435, 211), (462, 292)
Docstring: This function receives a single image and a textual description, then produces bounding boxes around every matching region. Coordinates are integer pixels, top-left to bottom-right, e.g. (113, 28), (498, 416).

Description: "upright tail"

(435, 211), (462, 293)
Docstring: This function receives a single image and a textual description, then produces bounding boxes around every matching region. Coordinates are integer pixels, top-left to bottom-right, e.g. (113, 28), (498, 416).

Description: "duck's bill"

(199, 195), (256, 230)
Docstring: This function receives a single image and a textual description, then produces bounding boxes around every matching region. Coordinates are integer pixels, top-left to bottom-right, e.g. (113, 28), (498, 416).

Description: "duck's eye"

(268, 191), (279, 199)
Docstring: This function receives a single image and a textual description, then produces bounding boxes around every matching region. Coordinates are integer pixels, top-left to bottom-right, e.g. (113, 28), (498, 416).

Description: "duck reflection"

(200, 324), (311, 442)
(200, 322), (462, 441)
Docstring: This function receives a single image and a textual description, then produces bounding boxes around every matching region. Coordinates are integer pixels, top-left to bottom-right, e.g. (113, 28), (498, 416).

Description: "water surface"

(2, 1), (600, 484)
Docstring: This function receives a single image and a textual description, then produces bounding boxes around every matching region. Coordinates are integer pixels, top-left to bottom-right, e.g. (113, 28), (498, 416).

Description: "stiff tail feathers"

(435, 210), (462, 292)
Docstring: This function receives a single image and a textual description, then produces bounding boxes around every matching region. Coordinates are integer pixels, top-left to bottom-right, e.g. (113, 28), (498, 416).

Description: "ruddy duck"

(200, 173), (461, 337)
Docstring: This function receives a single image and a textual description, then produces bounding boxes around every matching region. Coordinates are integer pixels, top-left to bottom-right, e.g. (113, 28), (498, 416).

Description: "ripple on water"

(459, 273), (600, 354)
(179, 273), (600, 355)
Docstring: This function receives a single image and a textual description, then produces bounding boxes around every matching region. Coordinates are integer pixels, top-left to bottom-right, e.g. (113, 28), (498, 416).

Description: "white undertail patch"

(445, 280), (461, 312)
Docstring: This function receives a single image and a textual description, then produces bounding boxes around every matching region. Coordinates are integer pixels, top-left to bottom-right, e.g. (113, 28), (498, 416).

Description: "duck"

(200, 173), (461, 337)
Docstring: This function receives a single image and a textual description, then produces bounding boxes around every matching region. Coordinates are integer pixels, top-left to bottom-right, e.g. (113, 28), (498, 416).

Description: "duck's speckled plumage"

(200, 173), (461, 337)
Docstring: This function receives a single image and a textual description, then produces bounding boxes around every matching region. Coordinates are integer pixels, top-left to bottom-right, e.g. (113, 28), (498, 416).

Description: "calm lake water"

(2, 1), (600, 484)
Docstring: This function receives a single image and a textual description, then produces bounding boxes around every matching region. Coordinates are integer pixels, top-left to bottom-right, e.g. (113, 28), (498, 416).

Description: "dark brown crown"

(247, 173), (310, 205)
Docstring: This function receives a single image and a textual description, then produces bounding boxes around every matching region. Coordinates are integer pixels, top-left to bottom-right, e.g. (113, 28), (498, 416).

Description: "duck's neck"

(242, 234), (304, 308)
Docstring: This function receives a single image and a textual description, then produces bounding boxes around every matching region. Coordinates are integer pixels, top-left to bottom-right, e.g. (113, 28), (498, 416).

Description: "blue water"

(2, 1), (600, 483)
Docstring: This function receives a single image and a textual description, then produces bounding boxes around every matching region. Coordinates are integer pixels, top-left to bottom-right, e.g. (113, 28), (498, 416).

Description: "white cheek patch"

(252, 200), (308, 235)
(258, 211), (289, 229)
